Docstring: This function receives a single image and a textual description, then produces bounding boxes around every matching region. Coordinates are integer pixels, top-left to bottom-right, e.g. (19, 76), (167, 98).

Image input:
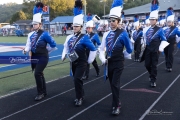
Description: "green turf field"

(0, 59), (101, 96)
(0, 60), (70, 96)
(0, 64), (6, 67)
(0, 36), (67, 44)
(0, 36), (102, 97)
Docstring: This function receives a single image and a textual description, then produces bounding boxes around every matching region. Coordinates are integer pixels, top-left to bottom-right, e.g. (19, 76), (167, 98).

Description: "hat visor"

(32, 21), (41, 25)
(86, 26), (94, 28)
(109, 15), (120, 19)
(149, 17), (157, 20)
(73, 23), (82, 27)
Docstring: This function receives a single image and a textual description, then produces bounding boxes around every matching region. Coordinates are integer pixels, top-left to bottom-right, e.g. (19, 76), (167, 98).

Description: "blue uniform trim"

(106, 30), (132, 57)
(146, 27), (167, 45)
(90, 33), (101, 46)
(164, 27), (180, 38)
(30, 31), (56, 53)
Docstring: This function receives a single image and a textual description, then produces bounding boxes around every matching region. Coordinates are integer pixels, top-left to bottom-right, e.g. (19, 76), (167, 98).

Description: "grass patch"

(0, 35), (103, 96)
(0, 64), (7, 67)
(0, 36), (67, 44)
(0, 58), (101, 96)
(0, 60), (70, 96)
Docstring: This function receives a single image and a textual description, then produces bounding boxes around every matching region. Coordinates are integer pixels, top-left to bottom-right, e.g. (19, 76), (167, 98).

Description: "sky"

(0, 0), (23, 4)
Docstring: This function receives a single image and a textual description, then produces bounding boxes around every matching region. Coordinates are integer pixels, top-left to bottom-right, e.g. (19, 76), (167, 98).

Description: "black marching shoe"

(150, 81), (156, 88)
(96, 71), (100, 77)
(82, 76), (88, 80)
(112, 107), (121, 115)
(74, 98), (83, 106)
(168, 68), (172, 72)
(165, 68), (172, 72)
(34, 93), (46, 101)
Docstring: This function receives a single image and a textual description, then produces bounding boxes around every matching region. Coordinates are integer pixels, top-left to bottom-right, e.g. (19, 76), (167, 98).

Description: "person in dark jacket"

(23, 2), (57, 101)
(99, 0), (132, 115)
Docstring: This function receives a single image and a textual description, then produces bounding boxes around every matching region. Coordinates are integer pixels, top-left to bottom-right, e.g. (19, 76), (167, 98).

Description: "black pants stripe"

(144, 48), (159, 82)
(72, 61), (87, 99)
(134, 41), (141, 60)
(164, 44), (175, 69)
(108, 61), (124, 107)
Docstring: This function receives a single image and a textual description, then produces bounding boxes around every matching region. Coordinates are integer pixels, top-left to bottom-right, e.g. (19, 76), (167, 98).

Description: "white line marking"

(0, 62), (135, 100)
(139, 74), (180, 120)
(67, 61), (165, 120)
(0, 62), (136, 100)
(0, 64), (16, 68)
(0, 75), (69, 99)
(0, 76), (103, 120)
(67, 49), (179, 120)
(2, 47), (178, 119)
(0, 61), (138, 119)
(49, 55), (61, 58)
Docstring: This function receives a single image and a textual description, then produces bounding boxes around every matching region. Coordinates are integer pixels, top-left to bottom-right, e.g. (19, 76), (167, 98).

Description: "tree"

(19, 10), (27, 20)
(42, 0), (74, 19)
(10, 12), (19, 24)
(8, 0), (152, 23)
(0, 3), (23, 22)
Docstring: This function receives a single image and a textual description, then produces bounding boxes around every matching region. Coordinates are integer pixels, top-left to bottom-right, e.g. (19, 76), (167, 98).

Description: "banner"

(43, 6), (50, 15)
(43, 16), (50, 24)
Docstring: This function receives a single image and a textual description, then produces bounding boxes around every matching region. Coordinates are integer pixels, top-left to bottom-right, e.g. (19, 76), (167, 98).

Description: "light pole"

(100, 0), (107, 19)
(100, 0), (106, 25)
(55, 22), (58, 35)
(84, 0), (87, 22)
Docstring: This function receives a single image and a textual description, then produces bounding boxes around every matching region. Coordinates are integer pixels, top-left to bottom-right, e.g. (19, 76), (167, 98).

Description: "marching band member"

(142, 13), (151, 49)
(176, 17), (180, 43)
(145, 13), (150, 28)
(177, 17), (180, 28)
(23, 2), (57, 101)
(142, 0), (169, 87)
(159, 15), (166, 28)
(99, 0), (132, 115)
(118, 11), (125, 29)
(132, 15), (143, 62)
(163, 7), (180, 72)
(61, 0), (97, 106)
(82, 14), (101, 80)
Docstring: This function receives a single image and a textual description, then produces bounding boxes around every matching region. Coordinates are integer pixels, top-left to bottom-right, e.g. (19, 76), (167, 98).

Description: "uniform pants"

(108, 61), (124, 107)
(34, 56), (48, 95)
(164, 43), (175, 69)
(134, 40), (141, 60)
(72, 61), (87, 99)
(144, 49), (159, 82)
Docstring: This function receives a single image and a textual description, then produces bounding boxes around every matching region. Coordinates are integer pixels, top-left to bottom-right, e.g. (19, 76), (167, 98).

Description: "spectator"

(63, 26), (66, 35)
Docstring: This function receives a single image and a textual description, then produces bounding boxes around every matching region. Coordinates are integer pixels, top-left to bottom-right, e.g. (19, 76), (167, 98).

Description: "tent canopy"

(1, 25), (15, 28)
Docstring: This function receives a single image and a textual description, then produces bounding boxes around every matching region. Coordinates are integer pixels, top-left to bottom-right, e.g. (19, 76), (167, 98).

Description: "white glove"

(159, 41), (169, 52)
(141, 43), (145, 49)
(176, 36), (180, 43)
(102, 59), (107, 65)
(99, 50), (106, 64)
(47, 47), (58, 54)
(130, 37), (135, 43)
(22, 49), (26, 55)
(97, 47), (100, 54)
(62, 55), (66, 61)
(88, 51), (97, 64)
(123, 50), (132, 59)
